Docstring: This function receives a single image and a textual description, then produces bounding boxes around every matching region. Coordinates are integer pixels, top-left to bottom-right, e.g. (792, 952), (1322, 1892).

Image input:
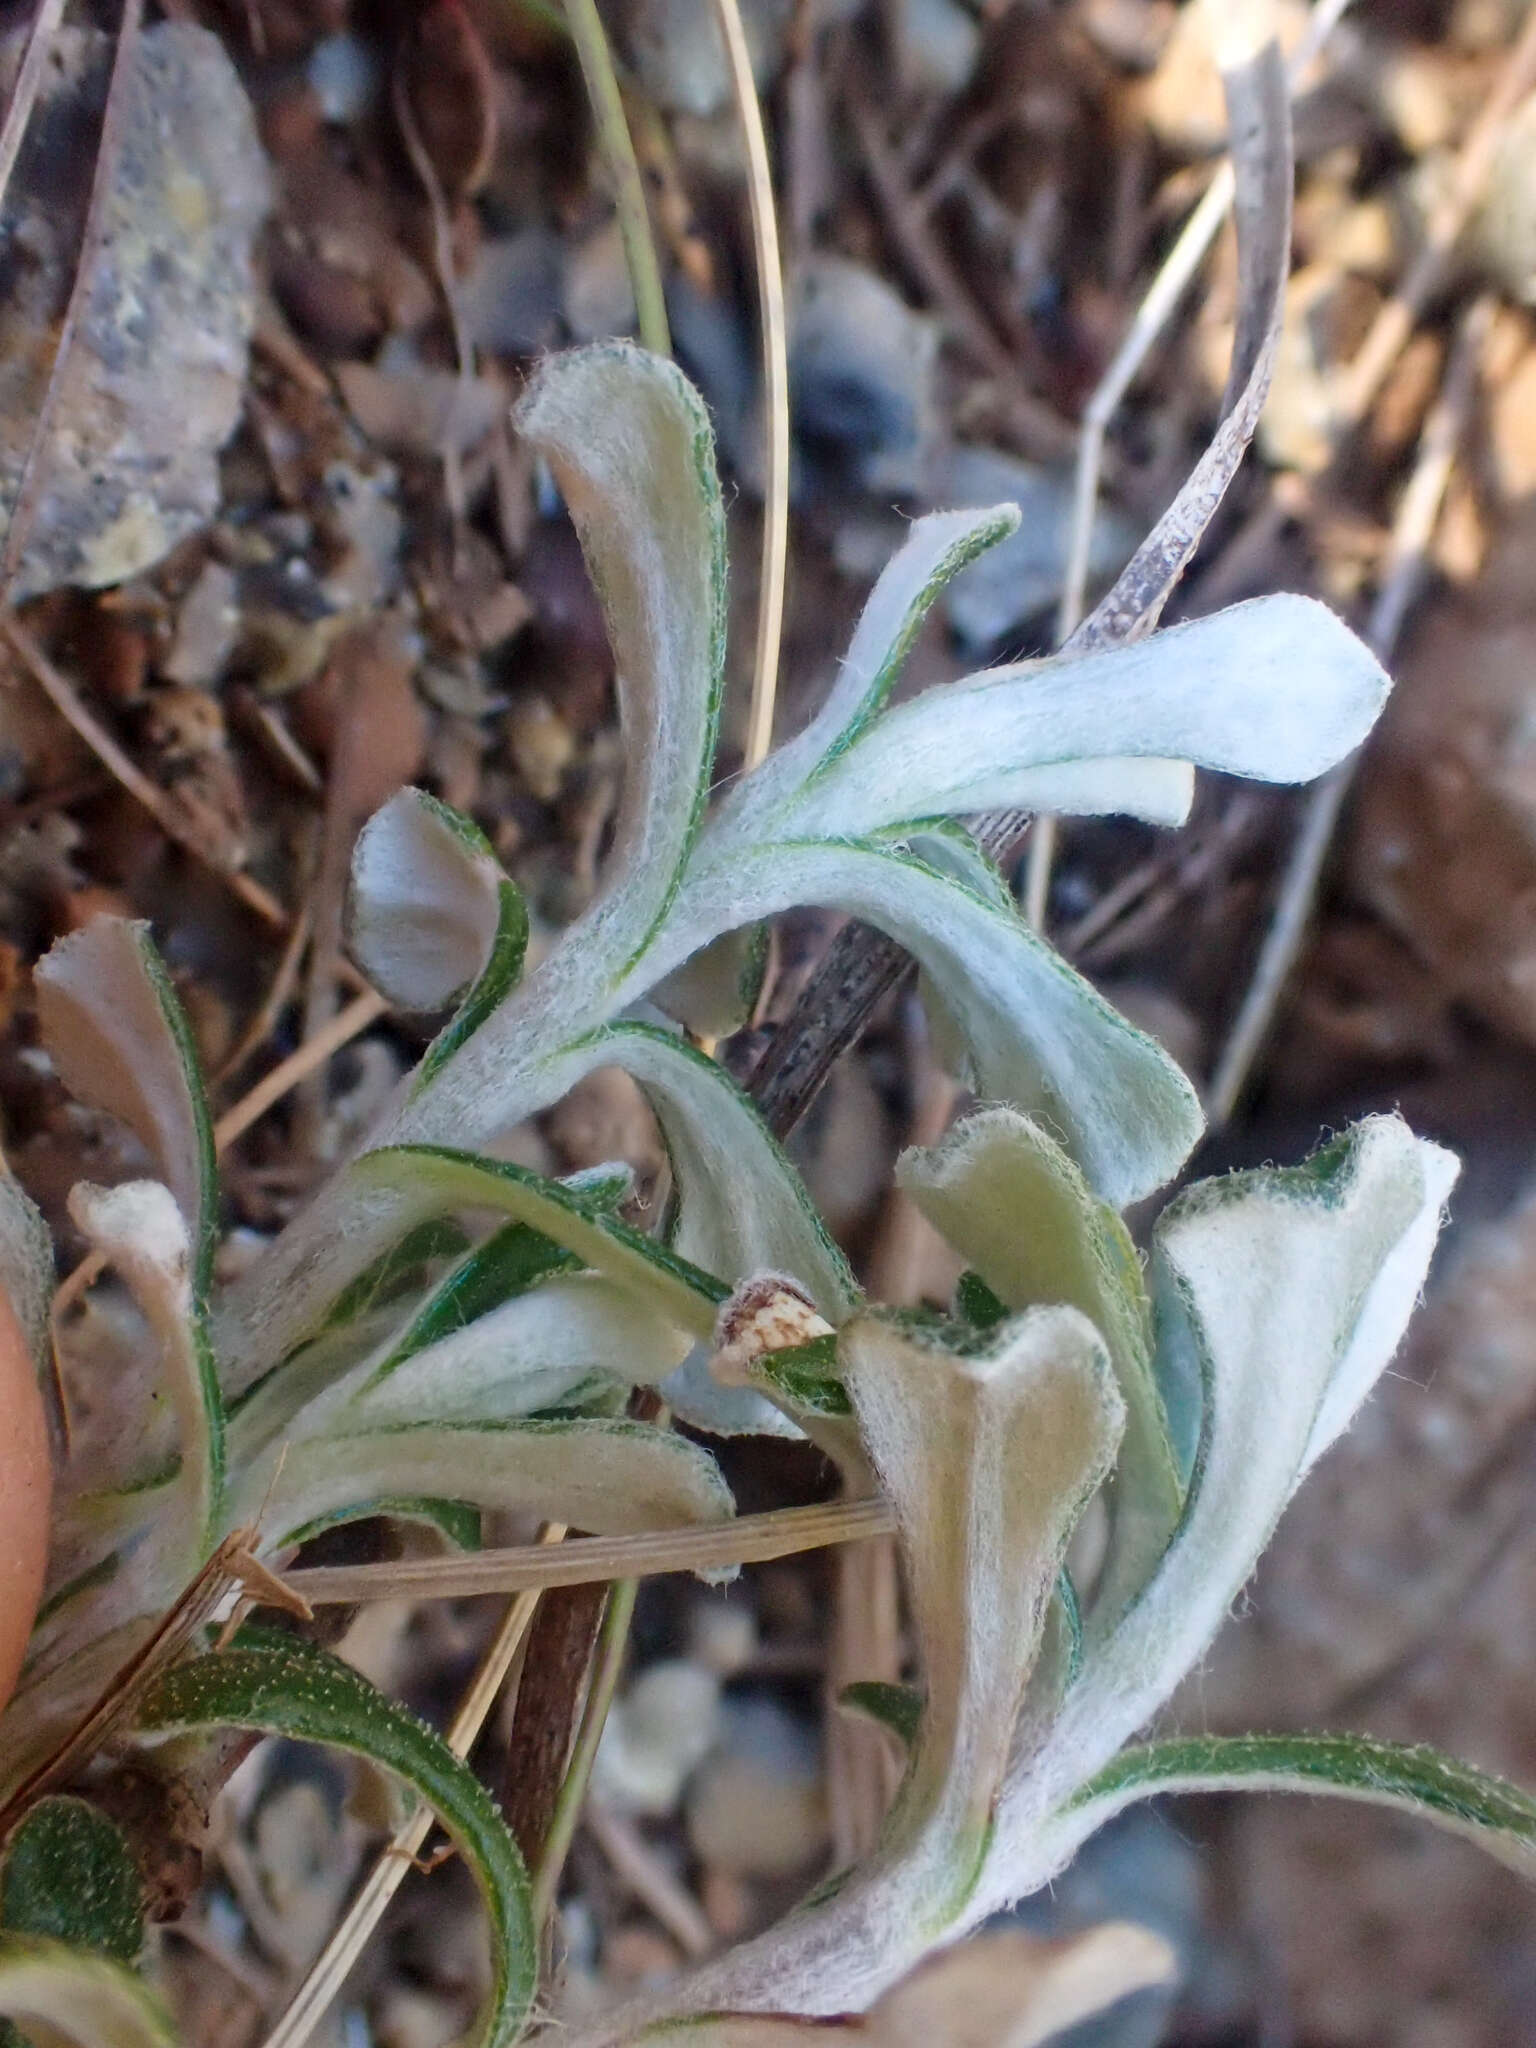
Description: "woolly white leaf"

(991, 1117), (1458, 1903)
(514, 342), (726, 971)
(722, 505), (1021, 836)
(753, 596), (1390, 841)
(897, 1109), (1179, 1633)
(0, 1935), (174, 2048)
(635, 1308), (1125, 2026)
(650, 925), (768, 1037)
(630, 1922), (1176, 2048)
(664, 840), (1203, 1206)
(35, 918), (215, 1281)
(349, 1146), (726, 1336)
(335, 1274), (674, 1429)
(246, 1416), (734, 1541)
(348, 788), (515, 1012)
(67, 1180), (223, 1555)
(552, 1024), (860, 1321)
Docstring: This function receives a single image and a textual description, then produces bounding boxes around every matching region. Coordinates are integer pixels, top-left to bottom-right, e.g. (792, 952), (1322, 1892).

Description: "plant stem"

(530, 1573), (638, 1928)
(563, 0), (671, 356)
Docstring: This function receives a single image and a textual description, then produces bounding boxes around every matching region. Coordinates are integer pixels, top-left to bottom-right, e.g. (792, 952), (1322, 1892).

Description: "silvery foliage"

(7, 343), (1524, 2043)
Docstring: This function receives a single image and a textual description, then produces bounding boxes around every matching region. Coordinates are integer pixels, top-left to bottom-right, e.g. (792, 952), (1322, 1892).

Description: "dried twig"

(583, 1801), (715, 1957)
(280, 1496), (896, 1608)
(212, 989), (391, 1151)
(0, 0), (67, 220)
(0, 0), (145, 601)
(1205, 293), (1494, 1124)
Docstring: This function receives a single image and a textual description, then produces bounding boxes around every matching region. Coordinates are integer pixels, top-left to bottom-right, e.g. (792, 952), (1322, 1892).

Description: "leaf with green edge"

(351, 1146), (727, 1338)
(335, 1274), (680, 1433)
(134, 1633), (535, 2048)
(650, 923), (769, 1038)
(0, 1799), (143, 1967)
(348, 789), (522, 1017)
(514, 342), (727, 972)
(954, 1270), (1008, 1331)
(35, 917), (216, 1293)
(1060, 1732), (1536, 1880)
(838, 1681), (923, 1752)
(843, 1306), (1123, 1913)
(313, 1217), (471, 1338)
(714, 506), (1021, 842)
(749, 1332), (850, 1416)
(66, 1181), (224, 1553)
(278, 1496), (482, 1551)
(365, 1221), (583, 1387)
(662, 838), (1203, 1207)
(553, 1023), (859, 1321)
(242, 1414), (736, 1542)
(753, 594), (1391, 845)
(898, 1108), (1179, 1636)
(988, 1118), (1459, 1908)
(0, 1935), (173, 2048)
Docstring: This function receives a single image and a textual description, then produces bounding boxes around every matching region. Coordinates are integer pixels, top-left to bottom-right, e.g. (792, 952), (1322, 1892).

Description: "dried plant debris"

(0, 22), (269, 600)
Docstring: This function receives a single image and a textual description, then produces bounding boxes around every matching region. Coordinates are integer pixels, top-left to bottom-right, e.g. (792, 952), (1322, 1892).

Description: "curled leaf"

(0, 1934), (173, 2048)
(135, 1633), (535, 2048)
(0, 1797), (143, 1967)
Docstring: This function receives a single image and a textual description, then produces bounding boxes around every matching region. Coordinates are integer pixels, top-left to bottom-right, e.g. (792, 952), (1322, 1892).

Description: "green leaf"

(841, 1306), (1123, 1918)
(0, 1799), (143, 1967)
(714, 506), (1021, 841)
(1068, 1732), (1536, 1878)
(244, 1415), (735, 1541)
(839, 1681), (923, 1752)
(135, 1635), (536, 2048)
(0, 1935), (173, 2048)
(954, 1271), (1008, 1332)
(338, 1274), (671, 1432)
(898, 1109), (1179, 1634)
(365, 1222), (582, 1387)
(314, 1217), (472, 1337)
(993, 1118), (1459, 1909)
(514, 343), (727, 971)
(352, 1146), (727, 1338)
(662, 838), (1203, 1207)
(66, 1181), (224, 1552)
(35, 918), (217, 1295)
(763, 595), (1392, 843)
(349, 790), (524, 1018)
(561, 1024), (859, 1321)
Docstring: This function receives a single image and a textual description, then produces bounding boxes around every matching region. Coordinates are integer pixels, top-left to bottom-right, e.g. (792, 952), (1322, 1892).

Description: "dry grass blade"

(211, 989), (391, 1150)
(258, 1531), (565, 2048)
(281, 1496), (896, 1607)
(0, 0), (68, 219)
(711, 0), (788, 771)
(564, 0), (670, 356)
(1205, 292), (1494, 1125)
(0, 0), (145, 601)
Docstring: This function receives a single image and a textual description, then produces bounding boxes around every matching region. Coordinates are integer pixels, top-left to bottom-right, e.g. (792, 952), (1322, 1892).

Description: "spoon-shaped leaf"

(36, 918), (216, 1290)
(514, 342), (727, 972)
(0, 1797), (143, 1966)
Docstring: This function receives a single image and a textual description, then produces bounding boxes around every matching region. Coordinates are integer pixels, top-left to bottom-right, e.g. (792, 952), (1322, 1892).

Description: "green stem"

(562, 0), (671, 356)
(529, 1574), (639, 1928)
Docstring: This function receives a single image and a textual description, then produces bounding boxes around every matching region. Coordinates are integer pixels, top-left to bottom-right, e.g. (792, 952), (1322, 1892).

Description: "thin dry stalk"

(1025, 0), (1352, 928)
(0, 0), (67, 218)
(583, 1801), (715, 1957)
(281, 1496), (896, 1608)
(0, 0), (145, 601)
(257, 1537), (563, 2048)
(212, 988), (391, 1150)
(1205, 292), (1494, 1124)
(563, 0), (670, 357)
(710, 0), (788, 771)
